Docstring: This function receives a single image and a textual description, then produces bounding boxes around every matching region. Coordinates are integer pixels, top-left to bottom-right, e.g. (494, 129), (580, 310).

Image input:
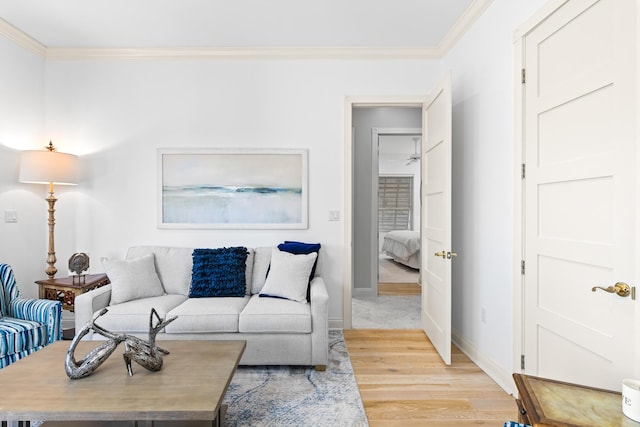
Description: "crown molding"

(1, 1), (492, 61)
(438, 0), (494, 55)
(44, 45), (441, 61)
(0, 18), (46, 57)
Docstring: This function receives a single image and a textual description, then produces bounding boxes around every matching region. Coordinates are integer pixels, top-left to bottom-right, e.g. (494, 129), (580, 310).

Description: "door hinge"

(521, 354), (525, 370)
(521, 68), (526, 84)
(521, 163), (526, 179)
(521, 260), (525, 275)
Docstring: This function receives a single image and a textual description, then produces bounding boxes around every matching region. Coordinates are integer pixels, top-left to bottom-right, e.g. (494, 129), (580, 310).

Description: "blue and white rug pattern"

(223, 331), (368, 426)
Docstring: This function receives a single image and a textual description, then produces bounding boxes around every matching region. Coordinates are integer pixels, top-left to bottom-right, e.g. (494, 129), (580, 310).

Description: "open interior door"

(421, 72), (453, 365)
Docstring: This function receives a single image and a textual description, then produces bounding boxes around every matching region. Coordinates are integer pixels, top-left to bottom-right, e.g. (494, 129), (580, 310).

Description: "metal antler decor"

(122, 308), (173, 376)
(65, 308), (177, 379)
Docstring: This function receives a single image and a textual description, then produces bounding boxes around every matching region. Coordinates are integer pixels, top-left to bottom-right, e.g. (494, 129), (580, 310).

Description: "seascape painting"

(159, 148), (308, 229)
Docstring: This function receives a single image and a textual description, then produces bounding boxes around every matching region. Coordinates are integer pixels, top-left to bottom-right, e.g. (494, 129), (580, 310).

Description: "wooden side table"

(35, 274), (110, 340)
(513, 373), (640, 426)
(36, 273), (110, 312)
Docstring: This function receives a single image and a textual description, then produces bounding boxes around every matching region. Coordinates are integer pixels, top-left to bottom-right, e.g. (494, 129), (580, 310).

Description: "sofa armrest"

(309, 276), (329, 367)
(9, 298), (63, 343)
(74, 284), (112, 337)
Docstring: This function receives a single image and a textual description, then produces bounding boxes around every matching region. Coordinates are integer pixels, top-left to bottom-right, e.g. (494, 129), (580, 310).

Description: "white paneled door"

(521, 0), (637, 390)
(421, 73), (453, 365)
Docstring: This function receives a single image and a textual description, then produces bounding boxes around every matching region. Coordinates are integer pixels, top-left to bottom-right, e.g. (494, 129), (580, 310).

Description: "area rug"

(223, 330), (368, 427)
(352, 295), (421, 329)
(30, 332), (366, 427)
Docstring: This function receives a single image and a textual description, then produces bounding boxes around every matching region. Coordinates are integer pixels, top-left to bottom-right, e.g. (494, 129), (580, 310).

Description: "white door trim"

(512, 32), (525, 386)
(343, 95), (425, 330)
(512, 0), (576, 392)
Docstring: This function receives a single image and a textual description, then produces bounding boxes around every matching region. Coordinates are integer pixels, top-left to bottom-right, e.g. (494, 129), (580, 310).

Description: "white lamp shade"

(19, 150), (78, 185)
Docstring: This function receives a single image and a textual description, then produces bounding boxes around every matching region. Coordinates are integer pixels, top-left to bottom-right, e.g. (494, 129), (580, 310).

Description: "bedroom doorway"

(344, 76), (454, 367)
(350, 112), (423, 328)
(376, 132), (422, 294)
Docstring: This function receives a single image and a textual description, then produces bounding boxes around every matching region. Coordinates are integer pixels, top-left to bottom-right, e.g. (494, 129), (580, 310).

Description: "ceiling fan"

(406, 137), (421, 165)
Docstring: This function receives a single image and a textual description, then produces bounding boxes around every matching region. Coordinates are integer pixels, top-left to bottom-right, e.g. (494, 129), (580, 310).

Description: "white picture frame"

(158, 148), (308, 229)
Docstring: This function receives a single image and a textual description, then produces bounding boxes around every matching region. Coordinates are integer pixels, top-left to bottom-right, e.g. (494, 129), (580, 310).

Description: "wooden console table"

(513, 373), (640, 426)
(36, 273), (110, 312)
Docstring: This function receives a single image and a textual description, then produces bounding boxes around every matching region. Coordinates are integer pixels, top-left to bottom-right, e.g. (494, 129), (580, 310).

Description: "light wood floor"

(343, 329), (518, 426)
(378, 282), (421, 296)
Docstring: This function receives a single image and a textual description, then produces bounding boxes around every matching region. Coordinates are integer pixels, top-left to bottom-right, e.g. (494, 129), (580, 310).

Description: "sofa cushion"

(126, 246), (194, 296)
(278, 241), (321, 302)
(239, 294), (311, 333)
(0, 317), (48, 357)
(251, 247), (272, 294)
(165, 296), (250, 333)
(244, 248), (254, 295)
(96, 294), (187, 333)
(189, 247), (248, 297)
(259, 248), (317, 303)
(278, 241), (321, 281)
(102, 254), (165, 305)
(126, 246), (256, 297)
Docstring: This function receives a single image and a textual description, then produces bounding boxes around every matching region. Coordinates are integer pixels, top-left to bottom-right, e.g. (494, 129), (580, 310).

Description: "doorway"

(344, 76), (454, 365)
(376, 131), (422, 288)
(353, 129), (423, 328)
(344, 99), (424, 330)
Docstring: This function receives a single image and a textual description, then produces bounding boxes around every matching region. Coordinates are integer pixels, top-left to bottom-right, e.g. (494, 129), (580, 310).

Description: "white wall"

(0, 36), (47, 298)
(0, 0), (555, 392)
(41, 58), (439, 324)
(441, 0), (547, 390)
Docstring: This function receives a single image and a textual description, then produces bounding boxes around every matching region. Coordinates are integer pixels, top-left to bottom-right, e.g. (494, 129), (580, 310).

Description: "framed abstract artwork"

(158, 148), (308, 229)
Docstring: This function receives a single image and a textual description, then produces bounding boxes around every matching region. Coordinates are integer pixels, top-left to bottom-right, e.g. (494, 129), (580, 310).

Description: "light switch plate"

(4, 210), (17, 223)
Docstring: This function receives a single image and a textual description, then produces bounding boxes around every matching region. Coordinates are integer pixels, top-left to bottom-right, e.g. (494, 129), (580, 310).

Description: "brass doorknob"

(592, 282), (631, 297)
(434, 251), (457, 259)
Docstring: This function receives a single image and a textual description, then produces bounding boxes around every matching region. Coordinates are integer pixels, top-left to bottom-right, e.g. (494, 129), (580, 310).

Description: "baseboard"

(329, 319), (344, 330)
(452, 328), (516, 396)
(352, 288), (376, 298)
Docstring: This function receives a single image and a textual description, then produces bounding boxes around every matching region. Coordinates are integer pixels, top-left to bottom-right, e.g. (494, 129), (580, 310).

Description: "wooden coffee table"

(0, 340), (245, 427)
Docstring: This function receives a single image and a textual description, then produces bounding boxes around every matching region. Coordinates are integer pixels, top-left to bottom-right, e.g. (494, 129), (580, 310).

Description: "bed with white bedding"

(382, 230), (421, 270)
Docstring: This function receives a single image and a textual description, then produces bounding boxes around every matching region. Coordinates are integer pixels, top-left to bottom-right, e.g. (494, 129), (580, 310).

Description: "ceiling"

(0, 0), (490, 58)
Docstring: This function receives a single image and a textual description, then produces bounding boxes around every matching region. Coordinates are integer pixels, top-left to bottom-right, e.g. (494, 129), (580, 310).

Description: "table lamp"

(19, 141), (78, 279)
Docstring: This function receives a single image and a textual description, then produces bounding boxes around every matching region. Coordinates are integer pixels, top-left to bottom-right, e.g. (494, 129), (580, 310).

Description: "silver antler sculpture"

(122, 308), (175, 376)
(65, 308), (177, 379)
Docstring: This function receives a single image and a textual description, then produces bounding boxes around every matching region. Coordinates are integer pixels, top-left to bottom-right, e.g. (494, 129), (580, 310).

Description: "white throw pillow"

(102, 254), (165, 305)
(259, 248), (317, 303)
(251, 247), (273, 294)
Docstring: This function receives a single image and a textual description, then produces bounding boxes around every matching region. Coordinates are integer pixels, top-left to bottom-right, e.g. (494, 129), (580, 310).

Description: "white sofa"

(74, 245), (329, 369)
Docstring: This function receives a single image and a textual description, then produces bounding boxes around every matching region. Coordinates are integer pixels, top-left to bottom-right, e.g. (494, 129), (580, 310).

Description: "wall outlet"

(481, 307), (487, 323)
(329, 210), (340, 221)
(4, 210), (17, 223)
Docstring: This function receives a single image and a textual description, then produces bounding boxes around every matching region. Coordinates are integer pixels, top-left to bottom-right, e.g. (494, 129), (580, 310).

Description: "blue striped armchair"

(0, 263), (62, 368)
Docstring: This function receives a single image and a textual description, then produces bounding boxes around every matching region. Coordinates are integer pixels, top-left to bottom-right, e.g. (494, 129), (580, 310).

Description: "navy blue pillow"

(278, 241), (321, 280)
(189, 247), (248, 298)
